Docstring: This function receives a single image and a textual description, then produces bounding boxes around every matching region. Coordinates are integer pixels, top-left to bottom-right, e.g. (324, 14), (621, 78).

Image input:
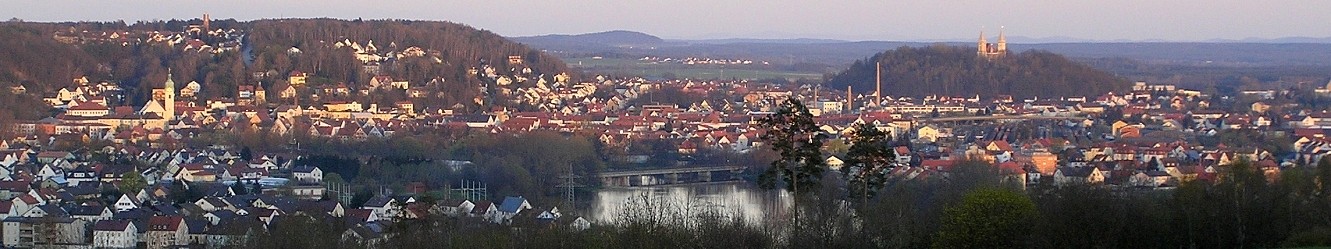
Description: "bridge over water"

(597, 165), (747, 187)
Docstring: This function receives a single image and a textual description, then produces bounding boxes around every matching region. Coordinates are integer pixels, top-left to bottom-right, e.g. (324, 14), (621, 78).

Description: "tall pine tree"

(758, 97), (827, 194)
(758, 97), (826, 235)
(843, 122), (896, 204)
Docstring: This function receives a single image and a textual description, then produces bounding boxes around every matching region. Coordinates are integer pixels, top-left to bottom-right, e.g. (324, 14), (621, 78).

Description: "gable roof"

(148, 215), (184, 231)
(1058, 167), (1096, 178)
(66, 205), (108, 216)
(345, 209), (374, 223)
(363, 196), (393, 208)
(498, 196), (528, 213)
(472, 201), (493, 214)
(93, 219), (135, 231)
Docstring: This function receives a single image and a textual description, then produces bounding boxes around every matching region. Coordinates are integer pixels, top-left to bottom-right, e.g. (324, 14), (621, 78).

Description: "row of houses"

(0, 136), (592, 248)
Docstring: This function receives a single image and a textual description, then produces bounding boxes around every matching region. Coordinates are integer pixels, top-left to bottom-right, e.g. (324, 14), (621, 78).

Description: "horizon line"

(8, 17), (1331, 44)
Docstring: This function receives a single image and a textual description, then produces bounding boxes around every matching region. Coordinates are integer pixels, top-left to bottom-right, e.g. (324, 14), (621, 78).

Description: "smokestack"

(875, 61), (882, 105)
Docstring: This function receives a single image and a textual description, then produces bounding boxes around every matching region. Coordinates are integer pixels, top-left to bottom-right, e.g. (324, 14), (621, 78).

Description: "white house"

(292, 166), (323, 183)
(436, 199), (474, 217)
(536, 207), (562, 220)
(93, 219), (139, 248)
(1054, 167), (1106, 186)
(362, 197), (399, 219)
(470, 201), (497, 220)
(894, 146), (912, 165)
(194, 197), (231, 212)
(495, 196), (533, 223)
(1129, 171), (1173, 188)
(113, 194), (140, 212)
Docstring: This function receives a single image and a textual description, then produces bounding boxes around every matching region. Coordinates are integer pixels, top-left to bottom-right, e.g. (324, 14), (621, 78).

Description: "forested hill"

(0, 19), (569, 109)
(248, 19), (569, 87)
(825, 45), (1129, 99)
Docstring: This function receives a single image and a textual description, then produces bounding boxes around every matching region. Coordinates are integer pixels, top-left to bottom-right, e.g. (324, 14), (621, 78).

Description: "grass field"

(565, 57), (824, 81)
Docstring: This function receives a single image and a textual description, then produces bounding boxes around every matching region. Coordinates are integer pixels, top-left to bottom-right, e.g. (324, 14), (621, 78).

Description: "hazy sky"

(6, 0), (1329, 41)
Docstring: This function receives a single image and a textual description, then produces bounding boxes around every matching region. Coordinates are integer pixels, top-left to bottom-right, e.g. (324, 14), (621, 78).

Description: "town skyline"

(5, 0), (1331, 42)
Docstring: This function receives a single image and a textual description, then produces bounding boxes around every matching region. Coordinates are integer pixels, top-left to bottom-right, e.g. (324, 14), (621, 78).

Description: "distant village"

(3, 19), (1331, 248)
(637, 56), (768, 66)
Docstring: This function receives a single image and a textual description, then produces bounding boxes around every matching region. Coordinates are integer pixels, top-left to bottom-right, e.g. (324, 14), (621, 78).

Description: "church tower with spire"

(163, 70), (176, 128)
(977, 31), (988, 55)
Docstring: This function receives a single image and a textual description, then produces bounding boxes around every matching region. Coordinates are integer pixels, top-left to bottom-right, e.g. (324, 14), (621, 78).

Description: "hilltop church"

(141, 71), (177, 130)
(977, 29), (1008, 59)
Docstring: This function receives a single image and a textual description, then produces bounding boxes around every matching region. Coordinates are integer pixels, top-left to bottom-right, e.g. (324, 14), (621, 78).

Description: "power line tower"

(555, 163), (583, 210)
(326, 181), (353, 206)
(453, 179), (487, 201)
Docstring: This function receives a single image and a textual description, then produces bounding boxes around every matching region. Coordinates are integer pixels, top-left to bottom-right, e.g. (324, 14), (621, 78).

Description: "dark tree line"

(284, 130), (606, 206)
(0, 90), (49, 137)
(825, 45), (1130, 99)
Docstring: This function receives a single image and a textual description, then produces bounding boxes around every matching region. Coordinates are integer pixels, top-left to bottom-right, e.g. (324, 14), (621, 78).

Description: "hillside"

(512, 30), (663, 47)
(825, 45), (1130, 99)
(514, 30), (1331, 89)
(0, 19), (569, 110)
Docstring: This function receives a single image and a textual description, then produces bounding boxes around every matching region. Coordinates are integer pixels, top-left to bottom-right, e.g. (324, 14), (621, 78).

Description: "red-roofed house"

(894, 146), (912, 165)
(921, 159), (956, 172)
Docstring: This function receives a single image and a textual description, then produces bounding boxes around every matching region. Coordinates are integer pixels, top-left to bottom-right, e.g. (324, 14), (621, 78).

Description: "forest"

(0, 18), (570, 112)
(824, 45), (1130, 99)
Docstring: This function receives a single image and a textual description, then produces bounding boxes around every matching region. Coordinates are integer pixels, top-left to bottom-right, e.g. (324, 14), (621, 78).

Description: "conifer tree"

(843, 122), (895, 204)
(758, 97), (827, 194)
(758, 97), (826, 234)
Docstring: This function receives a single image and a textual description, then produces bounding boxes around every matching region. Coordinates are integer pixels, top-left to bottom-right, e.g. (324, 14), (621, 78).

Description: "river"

(589, 182), (793, 225)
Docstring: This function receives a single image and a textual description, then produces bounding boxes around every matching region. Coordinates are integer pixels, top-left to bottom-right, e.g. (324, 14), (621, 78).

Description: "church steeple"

(977, 31), (988, 54)
(163, 69), (176, 127)
(997, 27), (1007, 53)
(165, 69), (175, 90)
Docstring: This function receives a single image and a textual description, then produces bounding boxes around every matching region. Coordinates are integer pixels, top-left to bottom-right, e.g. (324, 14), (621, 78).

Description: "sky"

(5, 0), (1330, 42)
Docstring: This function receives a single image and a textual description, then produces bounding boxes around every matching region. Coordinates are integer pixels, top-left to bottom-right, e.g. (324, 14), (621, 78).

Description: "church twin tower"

(977, 29), (1008, 59)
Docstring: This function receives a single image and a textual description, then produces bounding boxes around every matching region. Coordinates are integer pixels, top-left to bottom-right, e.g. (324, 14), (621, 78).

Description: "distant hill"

(825, 45), (1130, 99)
(1016, 43), (1331, 66)
(515, 30), (1331, 68)
(512, 30), (663, 47)
(667, 38), (849, 45)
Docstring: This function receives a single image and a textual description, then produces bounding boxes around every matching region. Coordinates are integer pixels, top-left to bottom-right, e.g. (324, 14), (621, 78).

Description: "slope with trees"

(825, 45), (1130, 99)
(0, 18), (572, 113)
(247, 19), (570, 89)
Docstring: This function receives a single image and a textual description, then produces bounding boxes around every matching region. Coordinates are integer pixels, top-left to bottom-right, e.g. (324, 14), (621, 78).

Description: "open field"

(565, 57), (824, 81)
